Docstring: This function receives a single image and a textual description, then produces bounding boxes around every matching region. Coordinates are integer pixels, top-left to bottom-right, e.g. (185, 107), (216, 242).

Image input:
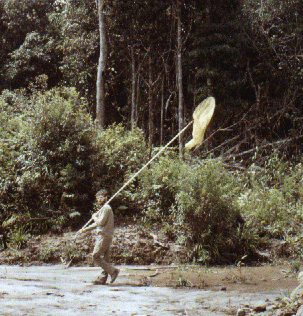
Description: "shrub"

(234, 154), (303, 261)
(0, 89), (28, 241)
(136, 153), (250, 264)
(171, 158), (246, 264)
(61, 242), (86, 264)
(137, 149), (185, 220)
(238, 155), (303, 240)
(38, 246), (56, 263)
(95, 123), (148, 208)
(2, 213), (31, 250)
(0, 86), (102, 237)
(7, 226), (31, 250)
(20, 86), (100, 222)
(0, 86), (150, 238)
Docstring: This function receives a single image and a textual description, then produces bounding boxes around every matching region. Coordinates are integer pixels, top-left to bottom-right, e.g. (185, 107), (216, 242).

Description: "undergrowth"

(1, 86), (303, 265)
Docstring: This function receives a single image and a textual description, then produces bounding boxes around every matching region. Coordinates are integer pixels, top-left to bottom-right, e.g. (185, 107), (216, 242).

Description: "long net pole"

(108, 121), (193, 204)
(77, 121), (193, 233)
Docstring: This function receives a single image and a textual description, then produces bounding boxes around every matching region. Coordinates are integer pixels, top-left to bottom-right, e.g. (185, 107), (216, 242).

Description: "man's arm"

(77, 213), (98, 236)
(77, 206), (110, 237)
(80, 222), (97, 234)
(93, 206), (110, 227)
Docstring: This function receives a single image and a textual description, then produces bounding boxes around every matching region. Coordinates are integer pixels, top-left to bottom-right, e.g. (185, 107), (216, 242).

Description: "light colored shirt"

(93, 203), (114, 237)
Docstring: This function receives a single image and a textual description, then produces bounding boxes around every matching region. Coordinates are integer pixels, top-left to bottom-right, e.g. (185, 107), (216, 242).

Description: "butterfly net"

(185, 96), (216, 150)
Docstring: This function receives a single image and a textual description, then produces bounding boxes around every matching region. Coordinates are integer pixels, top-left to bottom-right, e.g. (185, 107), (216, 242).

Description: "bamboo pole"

(76, 121), (193, 235)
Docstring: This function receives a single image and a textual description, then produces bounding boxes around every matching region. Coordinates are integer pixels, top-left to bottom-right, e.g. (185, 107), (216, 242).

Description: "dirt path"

(0, 264), (299, 315)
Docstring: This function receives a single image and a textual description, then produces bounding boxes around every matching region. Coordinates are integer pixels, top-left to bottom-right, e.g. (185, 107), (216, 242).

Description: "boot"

(110, 269), (120, 284)
(93, 272), (108, 285)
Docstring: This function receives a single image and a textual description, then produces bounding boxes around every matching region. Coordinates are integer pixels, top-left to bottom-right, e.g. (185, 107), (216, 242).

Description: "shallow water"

(0, 265), (295, 315)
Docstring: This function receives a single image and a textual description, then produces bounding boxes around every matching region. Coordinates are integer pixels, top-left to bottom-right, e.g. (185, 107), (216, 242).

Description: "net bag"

(185, 96), (215, 150)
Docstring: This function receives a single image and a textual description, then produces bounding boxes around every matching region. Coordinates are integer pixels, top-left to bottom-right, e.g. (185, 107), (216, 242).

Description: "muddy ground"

(0, 220), (302, 315)
(0, 264), (300, 315)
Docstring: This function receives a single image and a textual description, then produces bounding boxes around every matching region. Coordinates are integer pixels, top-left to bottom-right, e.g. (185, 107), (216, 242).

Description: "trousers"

(92, 235), (115, 275)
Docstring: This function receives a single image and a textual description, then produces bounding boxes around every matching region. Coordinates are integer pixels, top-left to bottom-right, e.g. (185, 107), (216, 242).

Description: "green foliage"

(0, 88), (151, 240)
(1, 0), (60, 89)
(138, 150), (185, 219)
(2, 0), (303, 266)
(49, 0), (98, 103)
(19, 86), (100, 221)
(0, 90), (28, 240)
(6, 31), (58, 85)
(138, 151), (303, 263)
(171, 158), (245, 264)
(238, 188), (290, 238)
(0, 85), (102, 239)
(238, 154), (303, 240)
(137, 154), (248, 264)
(95, 123), (148, 204)
(188, 19), (248, 105)
(8, 226), (31, 250)
(38, 246), (56, 263)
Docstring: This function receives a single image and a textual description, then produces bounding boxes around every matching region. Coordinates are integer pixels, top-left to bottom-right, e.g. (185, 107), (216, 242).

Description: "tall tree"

(148, 55), (154, 151)
(176, 0), (184, 155)
(96, 0), (108, 129)
(130, 46), (137, 129)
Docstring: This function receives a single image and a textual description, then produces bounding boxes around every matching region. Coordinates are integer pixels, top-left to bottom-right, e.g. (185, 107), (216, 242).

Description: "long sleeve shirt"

(92, 204), (114, 237)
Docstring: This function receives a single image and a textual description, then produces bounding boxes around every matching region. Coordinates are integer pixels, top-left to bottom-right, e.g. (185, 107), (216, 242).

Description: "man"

(78, 189), (119, 285)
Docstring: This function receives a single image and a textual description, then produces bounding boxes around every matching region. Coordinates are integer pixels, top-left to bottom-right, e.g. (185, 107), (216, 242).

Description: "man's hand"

(92, 212), (98, 222)
(74, 228), (89, 240)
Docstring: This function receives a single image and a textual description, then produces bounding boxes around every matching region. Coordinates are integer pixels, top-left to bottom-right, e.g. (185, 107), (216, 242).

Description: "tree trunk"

(206, 0), (213, 97)
(131, 46), (136, 129)
(148, 55), (154, 157)
(96, 0), (108, 129)
(176, 0), (184, 155)
(160, 76), (164, 146)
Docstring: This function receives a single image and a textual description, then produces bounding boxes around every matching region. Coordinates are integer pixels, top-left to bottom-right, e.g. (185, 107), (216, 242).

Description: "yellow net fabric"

(185, 96), (216, 150)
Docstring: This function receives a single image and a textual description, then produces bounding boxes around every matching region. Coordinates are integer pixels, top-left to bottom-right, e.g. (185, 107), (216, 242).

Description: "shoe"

(93, 274), (108, 285)
(110, 269), (120, 284)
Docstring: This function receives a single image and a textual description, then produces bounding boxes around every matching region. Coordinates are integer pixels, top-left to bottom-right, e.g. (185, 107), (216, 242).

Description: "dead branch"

(27, 217), (51, 222)
(221, 137), (298, 161)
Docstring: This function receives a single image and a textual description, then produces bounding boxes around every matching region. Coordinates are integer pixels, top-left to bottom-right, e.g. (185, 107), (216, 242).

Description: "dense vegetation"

(1, 0), (303, 264)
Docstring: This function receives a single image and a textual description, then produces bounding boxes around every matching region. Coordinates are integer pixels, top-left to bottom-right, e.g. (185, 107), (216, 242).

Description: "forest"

(1, 0), (303, 265)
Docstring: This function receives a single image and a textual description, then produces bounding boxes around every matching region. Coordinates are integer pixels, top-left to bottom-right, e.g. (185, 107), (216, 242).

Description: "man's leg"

(103, 244), (119, 283)
(92, 236), (119, 284)
(92, 236), (108, 284)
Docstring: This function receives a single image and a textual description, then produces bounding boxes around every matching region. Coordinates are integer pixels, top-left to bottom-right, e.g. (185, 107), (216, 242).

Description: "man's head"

(96, 189), (109, 206)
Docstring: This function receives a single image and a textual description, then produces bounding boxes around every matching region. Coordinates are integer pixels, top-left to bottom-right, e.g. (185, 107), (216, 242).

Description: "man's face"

(97, 195), (107, 206)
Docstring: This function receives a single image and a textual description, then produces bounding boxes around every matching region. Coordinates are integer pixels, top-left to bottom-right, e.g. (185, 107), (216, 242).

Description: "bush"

(7, 226), (31, 250)
(137, 154), (249, 264)
(17, 86), (100, 226)
(0, 87), (150, 239)
(238, 155), (303, 240)
(95, 123), (148, 209)
(171, 158), (246, 264)
(0, 89), (29, 240)
(4, 84), (303, 265)
(0, 86), (103, 237)
(137, 149), (185, 220)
